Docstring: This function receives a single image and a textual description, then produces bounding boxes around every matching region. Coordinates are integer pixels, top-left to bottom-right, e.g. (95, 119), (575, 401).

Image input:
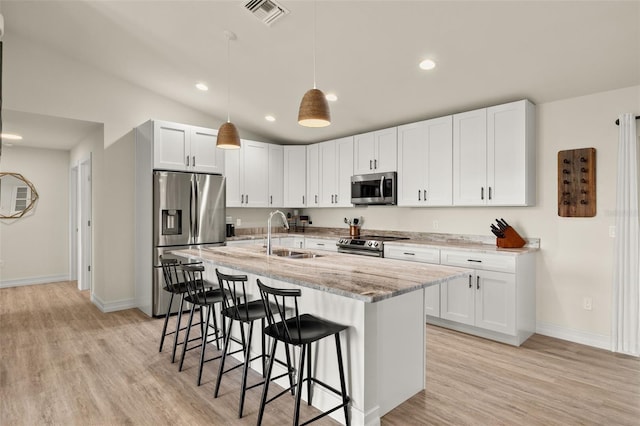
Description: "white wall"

(0, 146), (70, 286)
(305, 85), (640, 347)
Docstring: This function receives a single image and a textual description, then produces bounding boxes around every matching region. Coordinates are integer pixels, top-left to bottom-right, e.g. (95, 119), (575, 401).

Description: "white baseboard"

(0, 275), (70, 288)
(91, 293), (137, 313)
(536, 321), (610, 351)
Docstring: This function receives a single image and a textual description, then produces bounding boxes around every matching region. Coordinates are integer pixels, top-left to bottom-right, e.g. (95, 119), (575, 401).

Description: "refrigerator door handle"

(194, 178), (199, 240)
(189, 178), (195, 244)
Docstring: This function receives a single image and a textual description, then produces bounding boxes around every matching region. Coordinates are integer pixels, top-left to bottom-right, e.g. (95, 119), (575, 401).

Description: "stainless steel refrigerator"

(152, 170), (225, 316)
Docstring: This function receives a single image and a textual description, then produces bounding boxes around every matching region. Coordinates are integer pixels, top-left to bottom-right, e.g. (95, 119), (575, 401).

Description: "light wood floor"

(1, 282), (638, 425)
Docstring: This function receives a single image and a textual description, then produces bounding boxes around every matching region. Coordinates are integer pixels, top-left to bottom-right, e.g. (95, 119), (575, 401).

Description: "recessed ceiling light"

(1, 133), (23, 140)
(325, 93), (338, 102)
(419, 59), (436, 70)
(195, 83), (209, 91)
(265, 115), (276, 122)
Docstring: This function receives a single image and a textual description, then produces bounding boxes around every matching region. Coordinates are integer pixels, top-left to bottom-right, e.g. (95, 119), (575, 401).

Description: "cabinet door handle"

(241, 194), (244, 204)
(374, 159), (377, 169)
(302, 195), (305, 205)
(317, 243), (325, 246)
(477, 275), (480, 290)
(186, 156), (190, 167)
(467, 259), (482, 263)
(369, 160), (373, 170)
(192, 156), (196, 167)
(423, 190), (427, 201)
(403, 252), (415, 256)
(270, 195), (273, 205)
(335, 194), (338, 203)
(468, 274), (472, 288)
(481, 187), (484, 200)
(246, 194), (248, 204)
(488, 187), (492, 200)
(315, 194), (318, 204)
(418, 190), (421, 201)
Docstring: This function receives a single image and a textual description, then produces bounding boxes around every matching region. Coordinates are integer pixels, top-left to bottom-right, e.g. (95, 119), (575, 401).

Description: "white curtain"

(612, 113), (640, 356)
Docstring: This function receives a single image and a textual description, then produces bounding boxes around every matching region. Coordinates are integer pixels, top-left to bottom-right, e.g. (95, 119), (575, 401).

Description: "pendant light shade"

(298, 88), (331, 127)
(216, 121), (241, 149)
(298, 1), (331, 128)
(216, 30), (241, 149)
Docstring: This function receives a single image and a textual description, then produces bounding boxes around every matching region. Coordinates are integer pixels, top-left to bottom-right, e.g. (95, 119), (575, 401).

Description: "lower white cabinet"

(304, 237), (338, 252)
(385, 244), (535, 346)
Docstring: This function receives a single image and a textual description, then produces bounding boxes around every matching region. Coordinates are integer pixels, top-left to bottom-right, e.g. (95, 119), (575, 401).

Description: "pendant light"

(217, 30), (241, 149)
(298, 1), (330, 127)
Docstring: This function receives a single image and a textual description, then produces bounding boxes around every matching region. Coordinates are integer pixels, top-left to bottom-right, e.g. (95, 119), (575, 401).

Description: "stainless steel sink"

(269, 249), (323, 259)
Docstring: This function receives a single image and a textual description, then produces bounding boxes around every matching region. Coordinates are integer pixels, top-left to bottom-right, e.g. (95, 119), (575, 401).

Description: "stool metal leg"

(179, 304), (196, 372)
(307, 343), (312, 405)
(171, 294), (185, 363)
(214, 318), (235, 398)
(335, 333), (350, 426)
(238, 321), (255, 418)
(256, 339), (278, 426)
(158, 292), (175, 352)
(197, 305), (211, 386)
(293, 344), (307, 426)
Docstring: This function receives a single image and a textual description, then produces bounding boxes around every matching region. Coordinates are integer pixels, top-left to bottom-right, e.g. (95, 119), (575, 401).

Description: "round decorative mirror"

(0, 172), (39, 219)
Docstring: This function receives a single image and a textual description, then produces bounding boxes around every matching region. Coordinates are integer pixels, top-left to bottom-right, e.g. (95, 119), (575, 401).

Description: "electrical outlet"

(583, 297), (593, 311)
(432, 220), (439, 230)
(236, 218), (242, 227)
(609, 226), (616, 238)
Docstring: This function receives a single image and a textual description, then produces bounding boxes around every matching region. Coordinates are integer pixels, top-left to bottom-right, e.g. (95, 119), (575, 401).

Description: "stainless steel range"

(336, 235), (409, 257)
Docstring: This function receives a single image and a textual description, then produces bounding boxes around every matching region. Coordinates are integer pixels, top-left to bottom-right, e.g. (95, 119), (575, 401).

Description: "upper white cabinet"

(151, 120), (224, 174)
(319, 137), (354, 207)
(353, 127), (397, 174)
(397, 116), (453, 206)
(453, 100), (535, 206)
(306, 144), (320, 207)
(283, 146), (307, 208)
(225, 139), (269, 207)
(268, 144), (284, 208)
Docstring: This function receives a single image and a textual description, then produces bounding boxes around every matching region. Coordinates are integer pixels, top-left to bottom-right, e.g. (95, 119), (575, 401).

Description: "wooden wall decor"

(557, 148), (596, 217)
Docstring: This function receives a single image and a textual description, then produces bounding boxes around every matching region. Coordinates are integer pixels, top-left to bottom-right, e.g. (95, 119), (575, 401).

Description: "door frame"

(78, 154), (92, 292)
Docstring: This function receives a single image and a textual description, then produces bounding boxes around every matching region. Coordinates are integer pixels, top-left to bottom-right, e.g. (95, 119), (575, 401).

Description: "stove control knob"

(367, 241), (373, 247)
(373, 242), (379, 247)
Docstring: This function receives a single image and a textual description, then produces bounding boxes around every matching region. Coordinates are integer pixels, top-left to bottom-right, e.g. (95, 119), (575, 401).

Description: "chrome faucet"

(267, 210), (289, 255)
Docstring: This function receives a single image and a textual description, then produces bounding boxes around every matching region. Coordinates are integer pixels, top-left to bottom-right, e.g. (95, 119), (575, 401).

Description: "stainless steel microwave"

(351, 172), (397, 205)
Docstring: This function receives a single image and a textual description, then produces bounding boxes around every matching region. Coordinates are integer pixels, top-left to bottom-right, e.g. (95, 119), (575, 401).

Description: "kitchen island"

(173, 245), (466, 426)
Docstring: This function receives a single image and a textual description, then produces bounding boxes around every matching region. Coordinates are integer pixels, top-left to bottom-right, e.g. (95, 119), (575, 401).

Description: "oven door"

(337, 247), (384, 257)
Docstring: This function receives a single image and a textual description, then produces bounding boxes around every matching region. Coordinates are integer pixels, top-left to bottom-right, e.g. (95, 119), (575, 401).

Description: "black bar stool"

(177, 264), (227, 386)
(214, 269), (294, 418)
(158, 256), (192, 363)
(256, 279), (350, 426)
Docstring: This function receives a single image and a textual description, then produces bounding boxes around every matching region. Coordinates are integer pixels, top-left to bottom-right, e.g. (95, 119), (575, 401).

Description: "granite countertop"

(227, 228), (539, 255)
(172, 245), (467, 303)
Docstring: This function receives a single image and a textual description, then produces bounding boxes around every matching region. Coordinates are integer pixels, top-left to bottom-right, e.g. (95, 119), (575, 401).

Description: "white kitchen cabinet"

(151, 120), (224, 174)
(453, 100), (535, 206)
(306, 144), (320, 207)
(304, 237), (338, 252)
(439, 249), (534, 345)
(283, 146), (307, 207)
(268, 144), (284, 208)
(353, 127), (397, 174)
(319, 136), (354, 207)
(397, 116), (453, 206)
(384, 244), (441, 318)
(225, 139), (269, 207)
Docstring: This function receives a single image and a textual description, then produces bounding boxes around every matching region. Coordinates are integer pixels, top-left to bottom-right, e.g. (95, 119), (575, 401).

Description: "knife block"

(496, 226), (526, 248)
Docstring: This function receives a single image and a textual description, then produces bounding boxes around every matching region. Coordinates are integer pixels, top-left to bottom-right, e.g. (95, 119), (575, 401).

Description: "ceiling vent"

(242, 0), (289, 26)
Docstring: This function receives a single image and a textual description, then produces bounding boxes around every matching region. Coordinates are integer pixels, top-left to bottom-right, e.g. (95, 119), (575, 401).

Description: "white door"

(487, 100), (527, 205)
(225, 147), (242, 207)
(424, 116), (453, 206)
(268, 144), (284, 207)
(306, 144), (320, 207)
(79, 156), (92, 292)
(283, 146), (306, 207)
(475, 270), (516, 334)
(374, 127), (398, 173)
(242, 140), (269, 207)
(190, 126), (224, 174)
(397, 122), (428, 206)
(440, 272), (475, 326)
(319, 140), (336, 207)
(69, 165), (78, 283)
(153, 121), (189, 171)
(453, 109), (487, 205)
(335, 136), (354, 207)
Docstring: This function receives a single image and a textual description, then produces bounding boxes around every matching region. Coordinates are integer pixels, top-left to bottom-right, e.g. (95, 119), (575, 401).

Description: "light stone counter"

(172, 244), (467, 426)
(174, 245), (466, 303)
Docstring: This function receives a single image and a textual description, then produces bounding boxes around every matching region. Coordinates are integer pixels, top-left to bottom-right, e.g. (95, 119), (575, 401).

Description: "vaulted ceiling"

(2, 1), (639, 149)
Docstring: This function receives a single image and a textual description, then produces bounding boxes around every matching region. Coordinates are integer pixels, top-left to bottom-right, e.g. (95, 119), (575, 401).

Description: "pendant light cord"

(312, 0), (317, 89)
(226, 32), (231, 123)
